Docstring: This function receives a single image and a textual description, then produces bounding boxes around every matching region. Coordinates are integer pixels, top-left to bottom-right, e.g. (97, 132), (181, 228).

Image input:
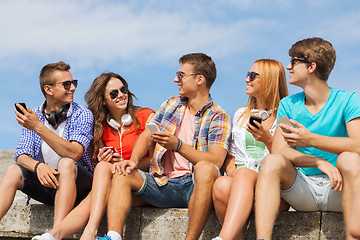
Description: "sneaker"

(96, 234), (112, 240)
(31, 233), (55, 240)
(212, 237), (224, 240)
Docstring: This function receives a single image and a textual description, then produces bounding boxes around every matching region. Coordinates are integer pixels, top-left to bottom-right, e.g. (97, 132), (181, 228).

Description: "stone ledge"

(0, 204), (345, 239)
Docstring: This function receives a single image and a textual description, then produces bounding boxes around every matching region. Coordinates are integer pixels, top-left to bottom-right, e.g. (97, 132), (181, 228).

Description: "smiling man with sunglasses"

(255, 38), (360, 240)
(96, 53), (231, 240)
(0, 61), (94, 231)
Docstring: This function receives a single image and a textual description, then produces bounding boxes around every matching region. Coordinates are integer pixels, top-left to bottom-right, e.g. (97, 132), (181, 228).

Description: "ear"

(308, 62), (317, 74)
(44, 85), (53, 96)
(196, 75), (206, 86)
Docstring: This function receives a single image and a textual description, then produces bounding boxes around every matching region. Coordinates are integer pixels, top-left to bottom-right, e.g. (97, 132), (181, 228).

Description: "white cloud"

(0, 0), (282, 66)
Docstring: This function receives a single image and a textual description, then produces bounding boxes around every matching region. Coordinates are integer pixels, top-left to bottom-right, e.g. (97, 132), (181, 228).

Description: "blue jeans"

(19, 158), (92, 206)
(134, 170), (194, 208)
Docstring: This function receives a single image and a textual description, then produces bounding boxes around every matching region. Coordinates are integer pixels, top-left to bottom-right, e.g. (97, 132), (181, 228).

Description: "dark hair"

(179, 53), (216, 88)
(289, 37), (336, 81)
(85, 72), (141, 166)
(39, 61), (70, 96)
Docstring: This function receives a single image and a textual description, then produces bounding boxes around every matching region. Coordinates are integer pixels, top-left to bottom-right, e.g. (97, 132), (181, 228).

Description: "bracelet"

(173, 138), (182, 152)
(34, 161), (43, 173)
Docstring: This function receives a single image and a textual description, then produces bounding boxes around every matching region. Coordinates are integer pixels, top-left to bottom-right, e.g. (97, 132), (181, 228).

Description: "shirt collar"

(179, 95), (213, 117)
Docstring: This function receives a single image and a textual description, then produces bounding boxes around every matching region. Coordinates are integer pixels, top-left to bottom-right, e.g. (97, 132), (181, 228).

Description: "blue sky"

(1, 0), (360, 150)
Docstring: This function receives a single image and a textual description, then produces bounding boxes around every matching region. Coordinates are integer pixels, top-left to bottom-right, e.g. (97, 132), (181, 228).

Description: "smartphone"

(249, 115), (262, 129)
(146, 122), (160, 133)
(104, 146), (116, 153)
(15, 103), (27, 115)
(278, 116), (294, 133)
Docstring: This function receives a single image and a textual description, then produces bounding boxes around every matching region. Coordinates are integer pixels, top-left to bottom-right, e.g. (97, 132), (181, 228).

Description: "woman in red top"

(32, 73), (154, 240)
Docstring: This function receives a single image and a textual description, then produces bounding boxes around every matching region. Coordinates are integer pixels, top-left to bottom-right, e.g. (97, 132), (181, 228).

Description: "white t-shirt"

(40, 120), (67, 169)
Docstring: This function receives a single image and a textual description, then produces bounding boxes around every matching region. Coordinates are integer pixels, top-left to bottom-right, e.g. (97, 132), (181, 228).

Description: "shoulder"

(234, 107), (246, 118)
(281, 91), (304, 104)
(72, 102), (93, 117)
(163, 96), (181, 106)
(208, 102), (231, 123)
(331, 88), (358, 101)
(136, 108), (155, 122)
(136, 107), (154, 117)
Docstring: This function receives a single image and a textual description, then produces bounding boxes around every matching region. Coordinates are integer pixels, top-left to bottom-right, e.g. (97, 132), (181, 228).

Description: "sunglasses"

(48, 80), (78, 90)
(109, 86), (129, 99)
(290, 58), (310, 68)
(176, 71), (201, 81)
(246, 72), (260, 81)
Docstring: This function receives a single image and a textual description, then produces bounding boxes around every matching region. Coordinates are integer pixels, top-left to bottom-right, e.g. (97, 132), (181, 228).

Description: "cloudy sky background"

(1, 0), (360, 150)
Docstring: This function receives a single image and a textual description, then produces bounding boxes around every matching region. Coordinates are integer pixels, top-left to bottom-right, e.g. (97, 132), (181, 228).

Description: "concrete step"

(0, 151), (346, 239)
(0, 204), (345, 239)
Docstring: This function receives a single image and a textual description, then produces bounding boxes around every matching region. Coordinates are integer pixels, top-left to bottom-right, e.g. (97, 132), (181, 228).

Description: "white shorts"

(280, 169), (342, 212)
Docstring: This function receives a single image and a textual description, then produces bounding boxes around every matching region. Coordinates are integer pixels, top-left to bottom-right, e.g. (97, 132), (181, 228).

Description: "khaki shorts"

(280, 169), (342, 212)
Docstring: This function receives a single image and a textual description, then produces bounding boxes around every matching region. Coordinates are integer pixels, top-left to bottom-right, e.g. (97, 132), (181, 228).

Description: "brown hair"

(179, 53), (216, 88)
(289, 37), (336, 81)
(39, 61), (71, 96)
(238, 59), (288, 126)
(85, 72), (141, 166)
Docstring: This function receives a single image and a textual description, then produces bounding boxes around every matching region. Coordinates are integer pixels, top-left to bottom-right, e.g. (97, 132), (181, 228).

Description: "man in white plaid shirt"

(0, 61), (94, 229)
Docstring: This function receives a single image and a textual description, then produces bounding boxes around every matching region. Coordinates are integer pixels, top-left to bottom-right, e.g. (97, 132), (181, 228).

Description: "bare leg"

(106, 170), (145, 236)
(350, 188), (360, 239)
(213, 176), (232, 225)
(219, 168), (258, 240)
(255, 154), (296, 240)
(186, 161), (219, 240)
(80, 161), (114, 240)
(48, 195), (91, 240)
(0, 164), (23, 220)
(54, 158), (77, 226)
(337, 152), (360, 240)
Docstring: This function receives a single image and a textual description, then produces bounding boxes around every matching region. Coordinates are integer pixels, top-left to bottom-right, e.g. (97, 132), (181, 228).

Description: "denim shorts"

(19, 158), (93, 206)
(281, 169), (342, 212)
(134, 170), (194, 208)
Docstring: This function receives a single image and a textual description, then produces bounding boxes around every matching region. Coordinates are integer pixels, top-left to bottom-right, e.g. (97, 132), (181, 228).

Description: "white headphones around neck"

(251, 109), (272, 120)
(106, 113), (133, 160)
(106, 113), (132, 129)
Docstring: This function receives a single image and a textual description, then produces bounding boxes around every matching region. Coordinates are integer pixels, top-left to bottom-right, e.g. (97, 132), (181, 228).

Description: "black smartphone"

(15, 103), (27, 115)
(249, 115), (262, 129)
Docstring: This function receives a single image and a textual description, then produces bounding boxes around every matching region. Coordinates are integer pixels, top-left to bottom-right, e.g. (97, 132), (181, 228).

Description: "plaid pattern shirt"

(149, 95), (232, 186)
(14, 101), (94, 174)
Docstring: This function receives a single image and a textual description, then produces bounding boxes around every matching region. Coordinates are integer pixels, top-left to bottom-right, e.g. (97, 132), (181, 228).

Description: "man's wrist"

(173, 138), (182, 152)
(34, 161), (43, 172)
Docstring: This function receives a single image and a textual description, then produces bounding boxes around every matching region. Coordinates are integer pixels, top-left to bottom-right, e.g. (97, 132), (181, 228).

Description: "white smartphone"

(278, 116), (294, 133)
(146, 122), (160, 133)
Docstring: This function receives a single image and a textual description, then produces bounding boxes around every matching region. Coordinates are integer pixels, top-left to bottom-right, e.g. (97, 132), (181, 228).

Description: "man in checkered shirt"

(94, 53), (232, 240)
(0, 61), (94, 228)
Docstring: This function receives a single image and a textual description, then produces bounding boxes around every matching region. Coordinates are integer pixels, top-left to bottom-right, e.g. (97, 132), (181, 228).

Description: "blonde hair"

(238, 59), (288, 126)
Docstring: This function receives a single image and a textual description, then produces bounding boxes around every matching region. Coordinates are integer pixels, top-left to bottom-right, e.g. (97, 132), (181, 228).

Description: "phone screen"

(15, 103), (27, 115)
(249, 115), (262, 129)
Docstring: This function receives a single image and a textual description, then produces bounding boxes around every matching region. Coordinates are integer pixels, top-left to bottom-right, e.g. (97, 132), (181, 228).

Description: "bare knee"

(57, 157), (76, 175)
(260, 154), (288, 175)
(94, 161), (113, 175)
(213, 176), (232, 203)
(2, 164), (23, 188)
(193, 161), (218, 185)
(337, 152), (360, 177)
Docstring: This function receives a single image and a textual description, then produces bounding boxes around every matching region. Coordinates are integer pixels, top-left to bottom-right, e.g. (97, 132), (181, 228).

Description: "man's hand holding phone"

(15, 103), (42, 131)
(278, 116), (313, 148)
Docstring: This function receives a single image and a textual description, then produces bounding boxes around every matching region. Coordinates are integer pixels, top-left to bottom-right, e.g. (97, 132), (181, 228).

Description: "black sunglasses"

(246, 72), (260, 82)
(176, 71), (201, 81)
(109, 86), (129, 99)
(48, 80), (78, 90)
(290, 58), (310, 68)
